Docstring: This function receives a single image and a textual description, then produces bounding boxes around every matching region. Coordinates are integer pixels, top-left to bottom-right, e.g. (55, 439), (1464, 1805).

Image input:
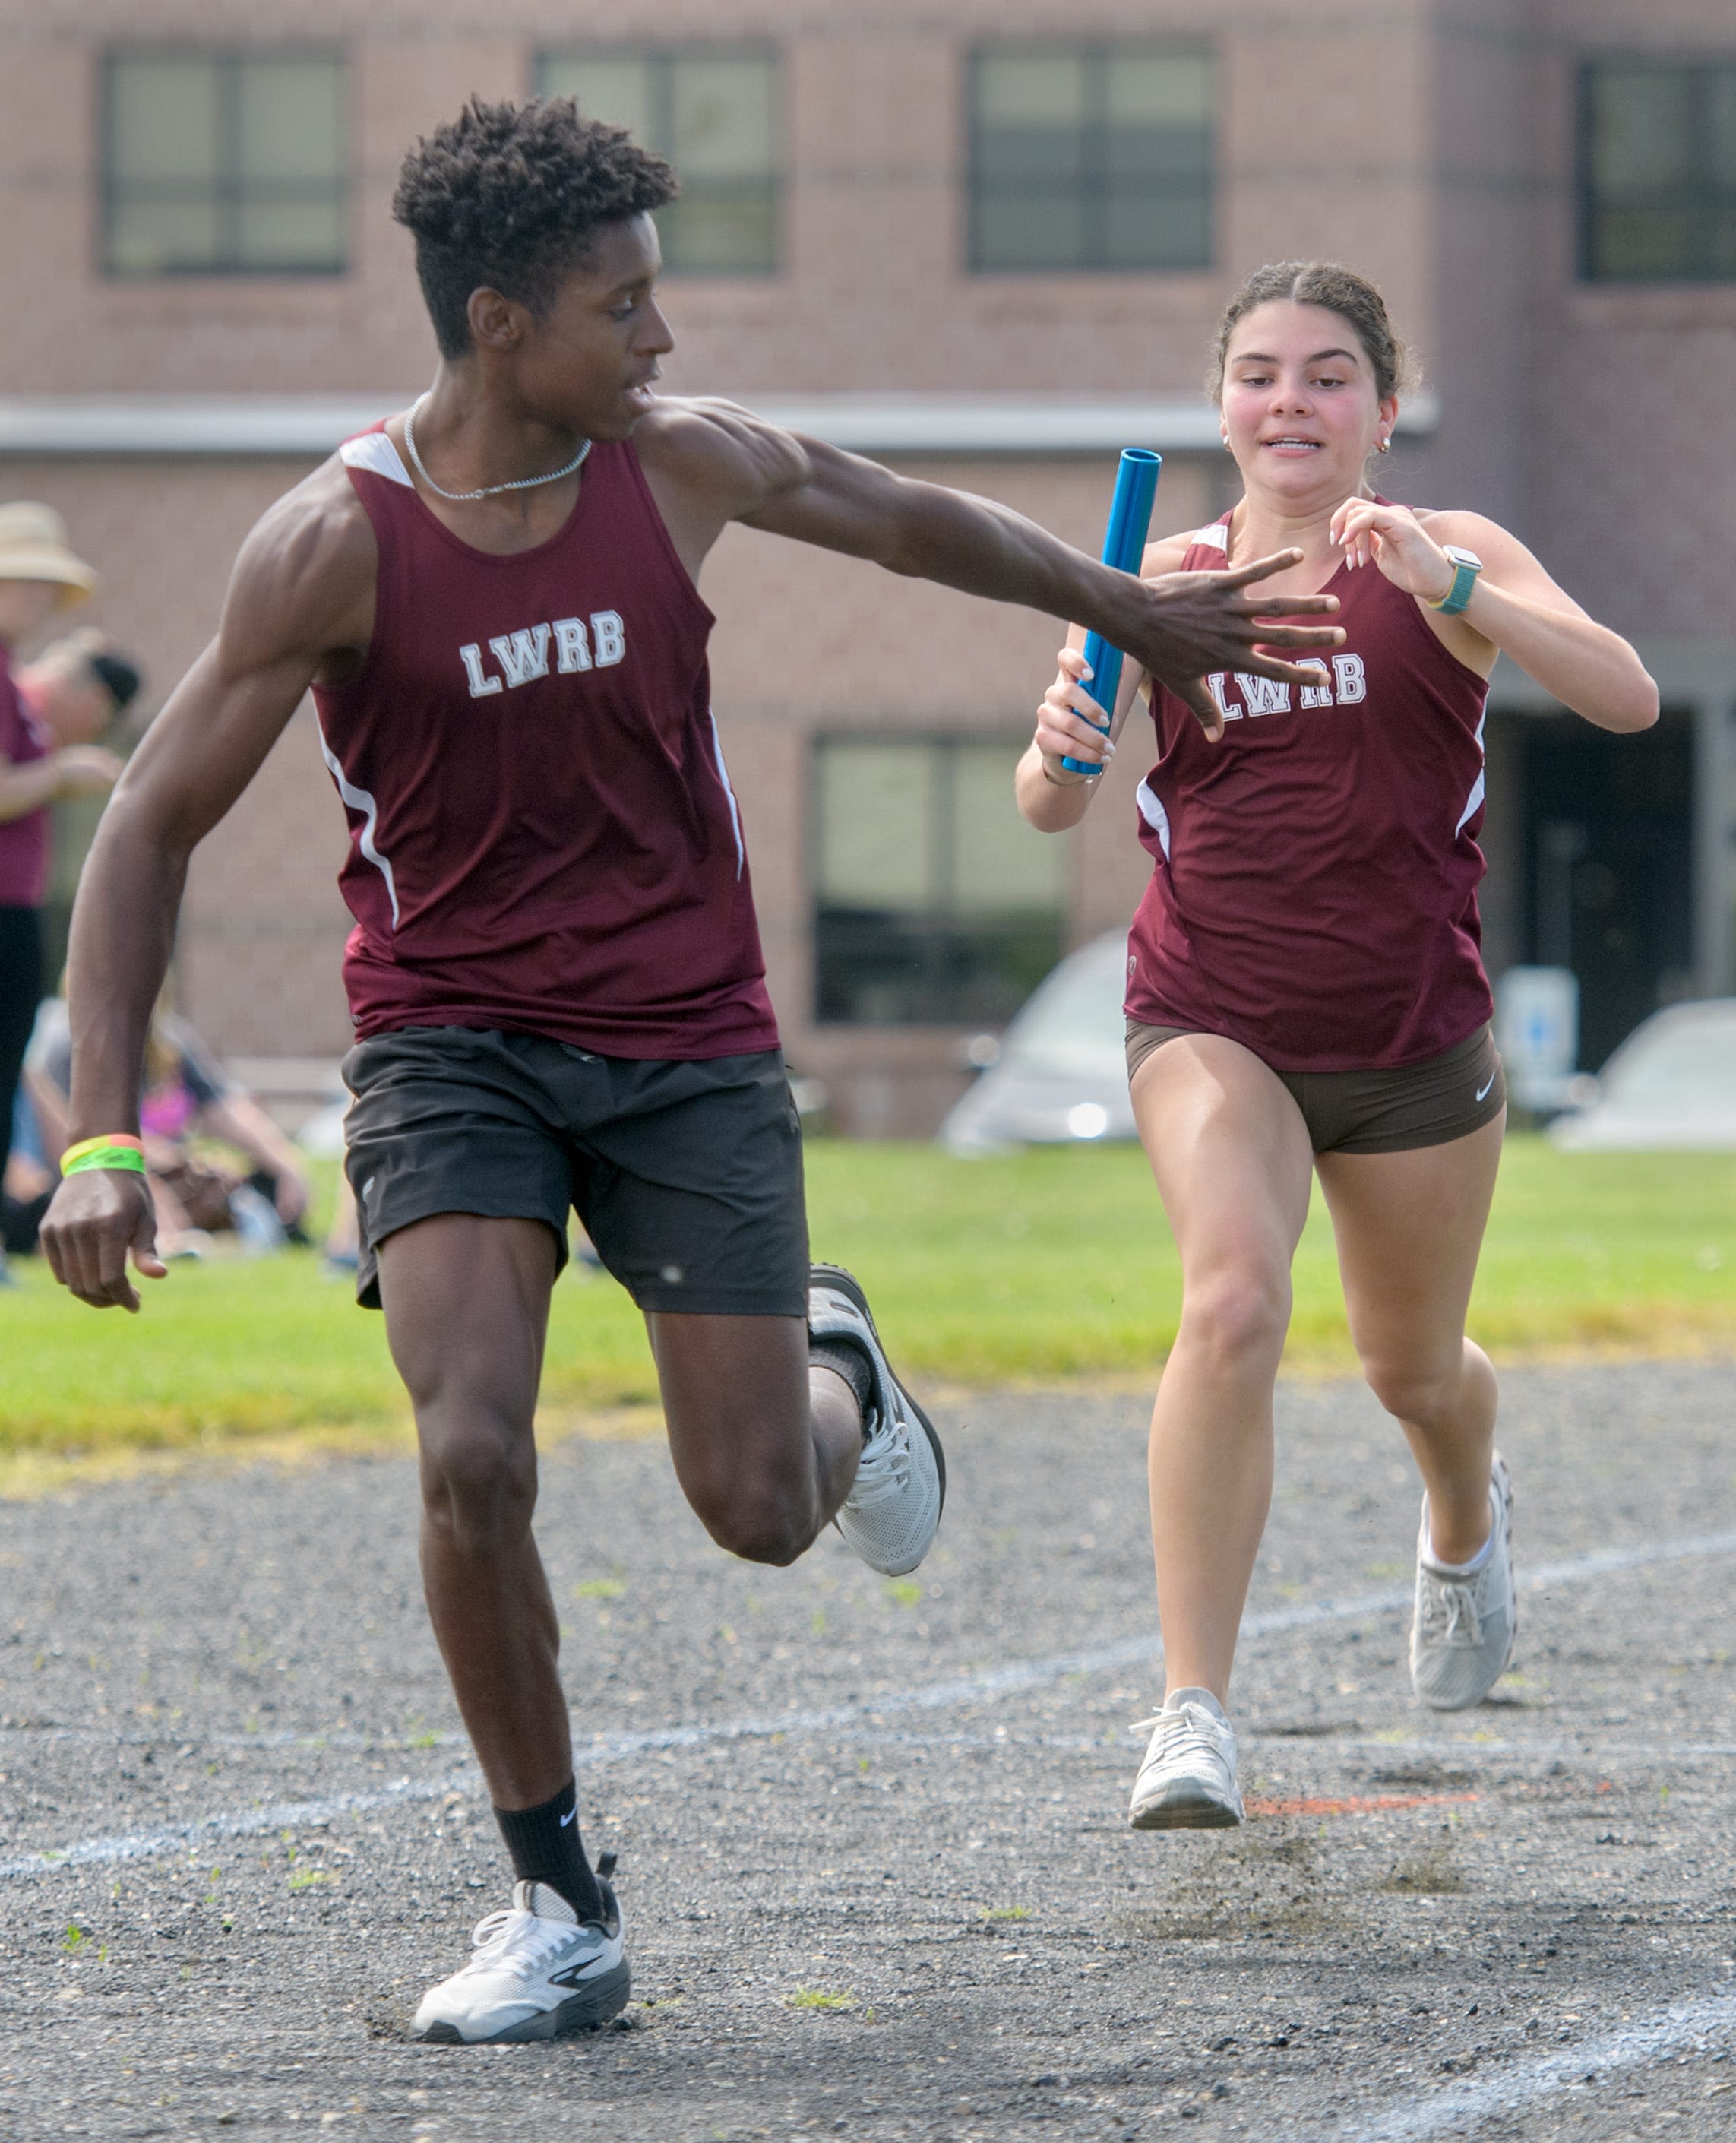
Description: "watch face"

(1443, 545), (1483, 571)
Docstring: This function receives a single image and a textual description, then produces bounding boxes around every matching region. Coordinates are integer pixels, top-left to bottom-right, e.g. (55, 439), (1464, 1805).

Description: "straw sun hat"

(0, 502), (96, 607)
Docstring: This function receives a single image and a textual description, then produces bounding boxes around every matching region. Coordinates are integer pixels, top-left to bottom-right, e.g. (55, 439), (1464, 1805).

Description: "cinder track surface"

(2, 1363), (1735, 2140)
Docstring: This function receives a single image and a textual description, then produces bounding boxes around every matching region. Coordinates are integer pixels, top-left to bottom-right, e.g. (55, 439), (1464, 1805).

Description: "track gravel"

(2, 1361), (1735, 2140)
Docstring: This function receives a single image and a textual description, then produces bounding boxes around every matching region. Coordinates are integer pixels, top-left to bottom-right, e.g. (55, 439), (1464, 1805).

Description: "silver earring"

(1377, 436), (1390, 454)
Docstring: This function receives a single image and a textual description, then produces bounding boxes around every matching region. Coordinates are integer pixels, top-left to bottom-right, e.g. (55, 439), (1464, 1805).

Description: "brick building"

(1, 0), (1732, 1129)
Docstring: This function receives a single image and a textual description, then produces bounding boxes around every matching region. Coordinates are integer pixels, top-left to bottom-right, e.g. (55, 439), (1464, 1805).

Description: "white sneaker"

(1128, 1687), (1245, 1830)
(412, 1870), (630, 2044)
(1410, 1455), (1517, 1712)
(809, 1262), (944, 1578)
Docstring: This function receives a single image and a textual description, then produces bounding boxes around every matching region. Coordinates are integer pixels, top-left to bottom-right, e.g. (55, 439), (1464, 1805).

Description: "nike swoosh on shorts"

(1475, 1075), (1496, 1103)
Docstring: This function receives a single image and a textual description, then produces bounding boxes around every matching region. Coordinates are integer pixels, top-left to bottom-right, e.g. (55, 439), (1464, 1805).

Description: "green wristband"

(61, 1143), (147, 1177)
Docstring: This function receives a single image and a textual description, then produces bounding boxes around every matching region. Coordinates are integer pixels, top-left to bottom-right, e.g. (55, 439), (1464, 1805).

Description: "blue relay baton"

(1060, 447), (1162, 776)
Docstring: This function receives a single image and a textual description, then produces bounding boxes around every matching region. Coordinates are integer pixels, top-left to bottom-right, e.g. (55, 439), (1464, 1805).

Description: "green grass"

(2, 1136), (1734, 1462)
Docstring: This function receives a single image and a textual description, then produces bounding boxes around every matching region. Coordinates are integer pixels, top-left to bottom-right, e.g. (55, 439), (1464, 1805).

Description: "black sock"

(809, 1335), (874, 1432)
(492, 1781), (604, 1923)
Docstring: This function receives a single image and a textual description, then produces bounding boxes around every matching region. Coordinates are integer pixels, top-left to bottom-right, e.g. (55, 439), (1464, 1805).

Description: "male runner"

(40, 100), (1342, 2043)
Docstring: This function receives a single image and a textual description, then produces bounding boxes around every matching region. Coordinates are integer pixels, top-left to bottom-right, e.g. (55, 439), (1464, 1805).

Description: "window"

(103, 51), (346, 277)
(538, 48), (778, 274)
(969, 43), (1213, 273)
(814, 738), (1069, 1026)
(1579, 59), (1736, 281)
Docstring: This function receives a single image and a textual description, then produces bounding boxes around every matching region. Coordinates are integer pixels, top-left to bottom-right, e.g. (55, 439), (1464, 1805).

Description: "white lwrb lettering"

(1203, 660), (1364, 723)
(489, 624), (553, 689)
(1194, 655), (1364, 725)
(459, 643), (502, 698)
(554, 617), (591, 672)
(460, 610), (627, 695)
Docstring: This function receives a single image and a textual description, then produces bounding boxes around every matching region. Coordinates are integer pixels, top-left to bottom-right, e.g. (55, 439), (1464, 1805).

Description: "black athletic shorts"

(341, 1025), (808, 1317)
(1124, 1019), (1506, 1155)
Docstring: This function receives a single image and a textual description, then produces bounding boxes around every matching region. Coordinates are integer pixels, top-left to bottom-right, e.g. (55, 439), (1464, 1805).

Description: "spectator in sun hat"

(0, 502), (104, 1284)
(0, 502), (97, 616)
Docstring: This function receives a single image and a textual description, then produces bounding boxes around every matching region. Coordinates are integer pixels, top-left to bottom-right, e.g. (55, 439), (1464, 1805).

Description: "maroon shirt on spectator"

(0, 647), (51, 909)
(311, 425), (777, 1060)
(1125, 505), (1494, 1071)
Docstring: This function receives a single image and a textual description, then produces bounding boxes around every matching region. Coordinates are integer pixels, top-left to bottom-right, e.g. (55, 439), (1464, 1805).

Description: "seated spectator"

(27, 994), (311, 1258)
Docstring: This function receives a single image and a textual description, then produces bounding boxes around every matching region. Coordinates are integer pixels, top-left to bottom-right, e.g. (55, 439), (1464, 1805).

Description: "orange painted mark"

(1244, 1792), (1479, 1817)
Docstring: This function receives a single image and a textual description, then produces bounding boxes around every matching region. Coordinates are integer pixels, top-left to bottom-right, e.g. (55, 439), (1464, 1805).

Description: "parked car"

(1547, 999), (1736, 1150)
(940, 932), (1133, 1153)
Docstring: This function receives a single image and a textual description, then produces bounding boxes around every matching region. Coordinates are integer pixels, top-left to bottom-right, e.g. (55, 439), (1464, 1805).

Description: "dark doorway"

(1518, 708), (1693, 1072)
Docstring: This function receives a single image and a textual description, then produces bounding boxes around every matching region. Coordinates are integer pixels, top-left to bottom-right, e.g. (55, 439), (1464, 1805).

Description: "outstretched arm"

(1331, 499), (1658, 733)
(641, 400), (1342, 730)
(40, 467), (373, 1309)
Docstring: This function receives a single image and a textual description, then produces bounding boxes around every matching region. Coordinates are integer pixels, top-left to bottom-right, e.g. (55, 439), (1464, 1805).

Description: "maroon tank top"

(312, 425), (777, 1059)
(1124, 505), (1493, 1070)
(0, 651), (51, 909)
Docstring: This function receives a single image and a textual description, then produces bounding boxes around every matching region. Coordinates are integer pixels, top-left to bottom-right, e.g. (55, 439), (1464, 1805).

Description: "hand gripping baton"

(1060, 448), (1162, 776)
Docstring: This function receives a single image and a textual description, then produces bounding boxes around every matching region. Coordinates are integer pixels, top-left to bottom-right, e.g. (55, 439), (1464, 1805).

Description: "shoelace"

(460, 1905), (586, 1980)
(848, 1407), (912, 1505)
(1128, 1704), (1225, 1769)
(1419, 1568), (1485, 1648)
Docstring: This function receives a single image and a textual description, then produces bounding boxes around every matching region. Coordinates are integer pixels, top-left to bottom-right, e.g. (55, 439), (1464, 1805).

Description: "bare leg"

(377, 1213), (570, 1809)
(1315, 1113), (1506, 1565)
(1130, 1037), (1315, 1704)
(647, 1311), (862, 1564)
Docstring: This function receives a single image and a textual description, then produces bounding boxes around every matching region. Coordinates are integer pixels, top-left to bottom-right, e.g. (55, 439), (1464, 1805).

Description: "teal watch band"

(1430, 547), (1482, 617)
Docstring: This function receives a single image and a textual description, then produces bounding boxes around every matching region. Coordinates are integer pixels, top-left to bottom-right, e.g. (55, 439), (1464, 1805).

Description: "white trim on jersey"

(1454, 711), (1488, 839)
(315, 715), (401, 929)
(340, 432), (413, 488)
(1136, 775), (1172, 859)
(707, 709), (746, 879)
(1191, 522), (1229, 552)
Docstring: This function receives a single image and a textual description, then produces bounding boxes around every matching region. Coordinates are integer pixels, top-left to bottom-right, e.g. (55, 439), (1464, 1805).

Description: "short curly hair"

(393, 97), (678, 359)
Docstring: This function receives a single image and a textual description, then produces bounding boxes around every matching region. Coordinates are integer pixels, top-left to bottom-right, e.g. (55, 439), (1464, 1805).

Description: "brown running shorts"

(1124, 1020), (1506, 1156)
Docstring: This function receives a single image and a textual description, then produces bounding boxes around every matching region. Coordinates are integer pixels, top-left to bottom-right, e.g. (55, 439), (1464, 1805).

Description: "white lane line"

(0, 1714), (466, 1749)
(0, 1772), (476, 1879)
(5, 1522), (1735, 1884)
(0, 1727), (464, 1752)
(1340, 1990), (1736, 2142)
(1526, 1527), (1736, 1588)
(786, 1727), (1736, 1765)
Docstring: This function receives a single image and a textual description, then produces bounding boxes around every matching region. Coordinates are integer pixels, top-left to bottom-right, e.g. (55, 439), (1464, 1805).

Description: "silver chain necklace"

(401, 394), (592, 502)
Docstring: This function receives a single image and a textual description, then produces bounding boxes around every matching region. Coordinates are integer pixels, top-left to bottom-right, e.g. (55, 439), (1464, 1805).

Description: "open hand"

(1120, 549), (1345, 739)
(39, 1168), (167, 1312)
(1329, 498), (1455, 603)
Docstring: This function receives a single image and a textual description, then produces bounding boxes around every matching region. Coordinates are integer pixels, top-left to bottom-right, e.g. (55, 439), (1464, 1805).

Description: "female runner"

(1017, 262), (1658, 1828)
